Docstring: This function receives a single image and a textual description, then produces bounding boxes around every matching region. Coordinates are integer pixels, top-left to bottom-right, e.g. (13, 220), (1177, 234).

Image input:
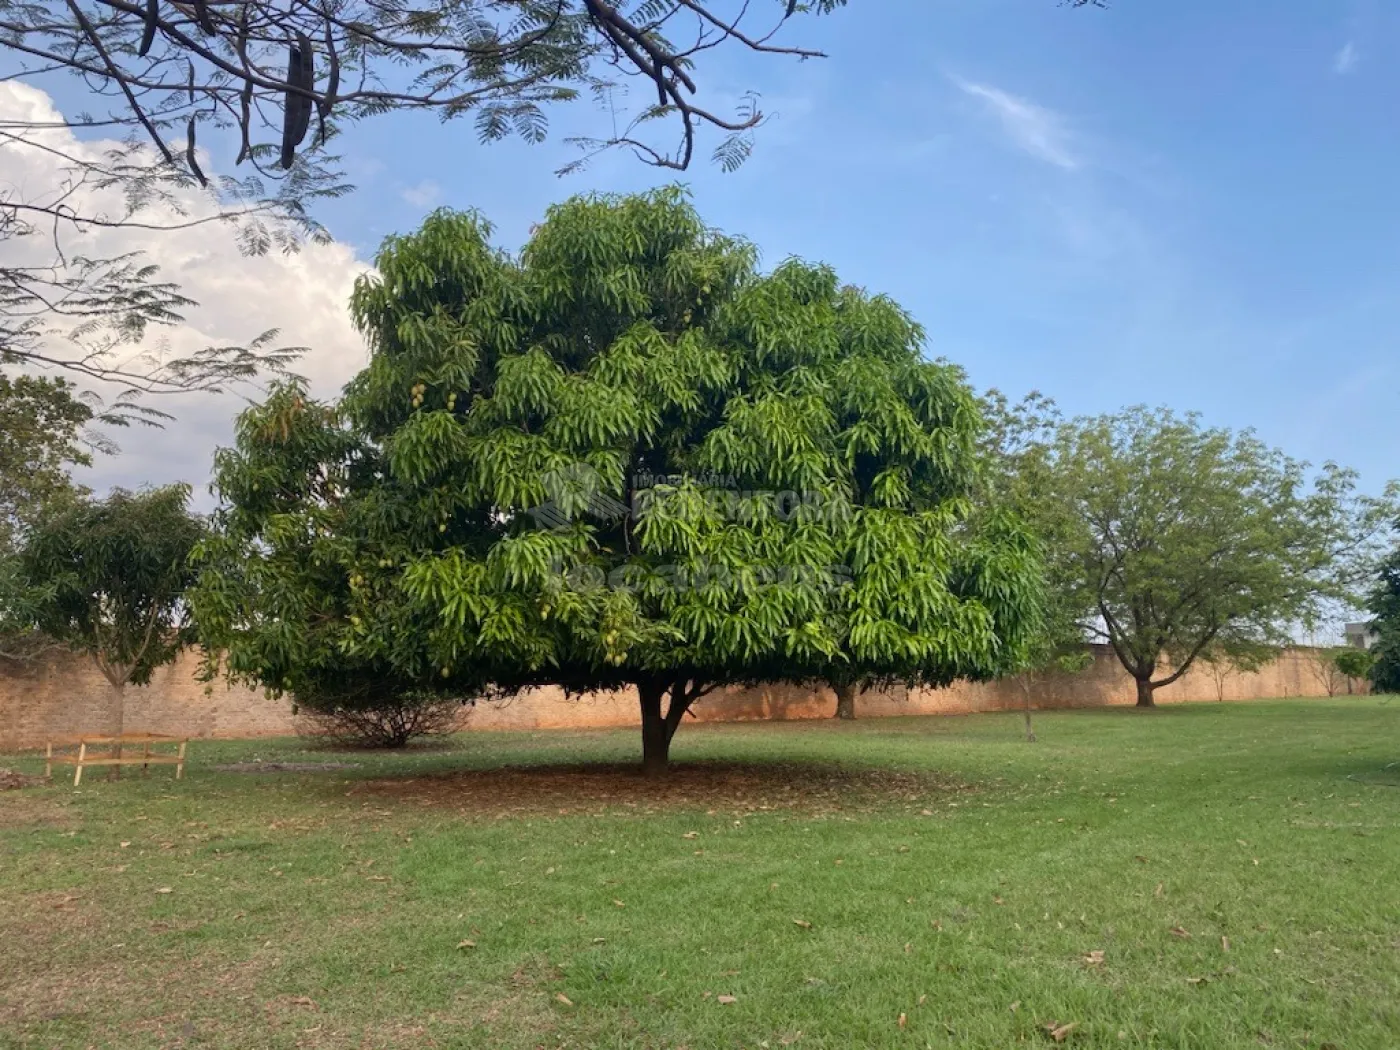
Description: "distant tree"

(979, 390), (1086, 739)
(1332, 647), (1375, 695)
(1199, 639), (1275, 703)
(1200, 648), (1233, 702)
(1366, 540), (1400, 694)
(0, 376), (101, 662)
(1307, 647), (1351, 698)
(0, 376), (95, 550)
(1017, 407), (1397, 707)
(192, 190), (1042, 771)
(16, 486), (205, 703)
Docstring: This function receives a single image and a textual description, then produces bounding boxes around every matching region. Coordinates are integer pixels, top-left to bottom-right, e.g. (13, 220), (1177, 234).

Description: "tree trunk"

(1018, 677), (1036, 742)
(639, 682), (670, 776)
(1135, 678), (1156, 708)
(834, 681), (857, 720)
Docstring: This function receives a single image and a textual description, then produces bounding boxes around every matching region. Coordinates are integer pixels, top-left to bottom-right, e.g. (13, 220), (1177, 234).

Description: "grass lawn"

(2, 698), (1399, 1049)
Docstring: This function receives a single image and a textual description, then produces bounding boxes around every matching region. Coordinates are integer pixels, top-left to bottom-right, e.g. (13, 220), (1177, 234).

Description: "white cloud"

(0, 83), (373, 504)
(1334, 41), (1358, 74)
(950, 76), (1079, 171)
(401, 179), (442, 208)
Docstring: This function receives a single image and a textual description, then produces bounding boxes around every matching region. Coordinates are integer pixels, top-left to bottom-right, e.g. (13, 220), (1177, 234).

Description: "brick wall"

(0, 644), (1362, 750)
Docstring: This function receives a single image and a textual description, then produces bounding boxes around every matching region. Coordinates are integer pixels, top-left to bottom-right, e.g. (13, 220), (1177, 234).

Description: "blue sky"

(304, 0), (1400, 494)
(11, 1), (1397, 498)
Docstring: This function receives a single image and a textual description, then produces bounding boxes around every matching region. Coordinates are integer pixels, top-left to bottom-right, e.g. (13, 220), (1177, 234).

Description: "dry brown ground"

(346, 759), (972, 819)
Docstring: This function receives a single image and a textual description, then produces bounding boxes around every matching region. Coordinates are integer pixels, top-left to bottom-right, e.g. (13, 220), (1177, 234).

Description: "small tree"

(1334, 647), (1375, 694)
(978, 390), (1088, 739)
(1199, 640), (1274, 703)
(17, 486), (205, 712)
(1308, 647), (1351, 698)
(194, 191), (1041, 773)
(1199, 648), (1233, 702)
(1018, 408), (1396, 707)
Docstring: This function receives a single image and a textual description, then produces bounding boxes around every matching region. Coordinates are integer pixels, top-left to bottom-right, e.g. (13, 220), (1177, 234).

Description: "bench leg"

(142, 740), (150, 776)
(176, 741), (186, 780)
(45, 742), (52, 779)
(74, 742), (86, 787)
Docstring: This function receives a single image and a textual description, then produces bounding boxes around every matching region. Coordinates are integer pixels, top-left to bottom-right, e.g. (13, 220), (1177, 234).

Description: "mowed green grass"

(2, 698), (1398, 1050)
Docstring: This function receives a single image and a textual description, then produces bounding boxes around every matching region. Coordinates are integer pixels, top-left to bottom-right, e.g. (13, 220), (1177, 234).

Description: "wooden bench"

(45, 733), (187, 786)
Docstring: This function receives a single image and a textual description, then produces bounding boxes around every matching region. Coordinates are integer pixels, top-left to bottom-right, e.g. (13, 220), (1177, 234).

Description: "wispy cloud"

(401, 179), (442, 208)
(1334, 41), (1358, 74)
(950, 76), (1079, 170)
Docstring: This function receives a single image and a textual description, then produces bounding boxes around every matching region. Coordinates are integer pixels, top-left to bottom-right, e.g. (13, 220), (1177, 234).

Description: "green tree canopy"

(1365, 539), (1400, 694)
(0, 374), (97, 662)
(193, 189), (1041, 769)
(18, 485), (206, 692)
(0, 376), (95, 550)
(1016, 406), (1396, 707)
(1332, 645), (1376, 687)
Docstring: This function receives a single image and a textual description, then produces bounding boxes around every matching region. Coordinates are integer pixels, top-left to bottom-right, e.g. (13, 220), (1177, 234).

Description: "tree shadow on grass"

(342, 758), (975, 818)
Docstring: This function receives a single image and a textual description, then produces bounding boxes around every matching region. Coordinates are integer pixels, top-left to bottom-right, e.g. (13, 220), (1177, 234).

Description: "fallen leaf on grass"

(155, 887), (173, 894)
(897, 1013), (907, 1028)
(1134, 855), (1148, 863)
(1169, 926), (1191, 939)
(1045, 1021), (1078, 1042)
(613, 899), (626, 908)
(1082, 950), (1105, 966)
(288, 997), (316, 1008)
(456, 940), (476, 950)
(1221, 936), (1231, 952)
(367, 875), (391, 882)
(1009, 1000), (1020, 1013)
(779, 1033), (802, 1046)
(793, 919), (812, 929)
(682, 831), (699, 839)
(555, 993), (574, 1007)
(716, 994), (737, 1005)
(1186, 976), (1207, 986)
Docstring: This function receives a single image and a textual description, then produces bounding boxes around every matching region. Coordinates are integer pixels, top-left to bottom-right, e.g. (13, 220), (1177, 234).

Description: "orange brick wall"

(0, 645), (1363, 750)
